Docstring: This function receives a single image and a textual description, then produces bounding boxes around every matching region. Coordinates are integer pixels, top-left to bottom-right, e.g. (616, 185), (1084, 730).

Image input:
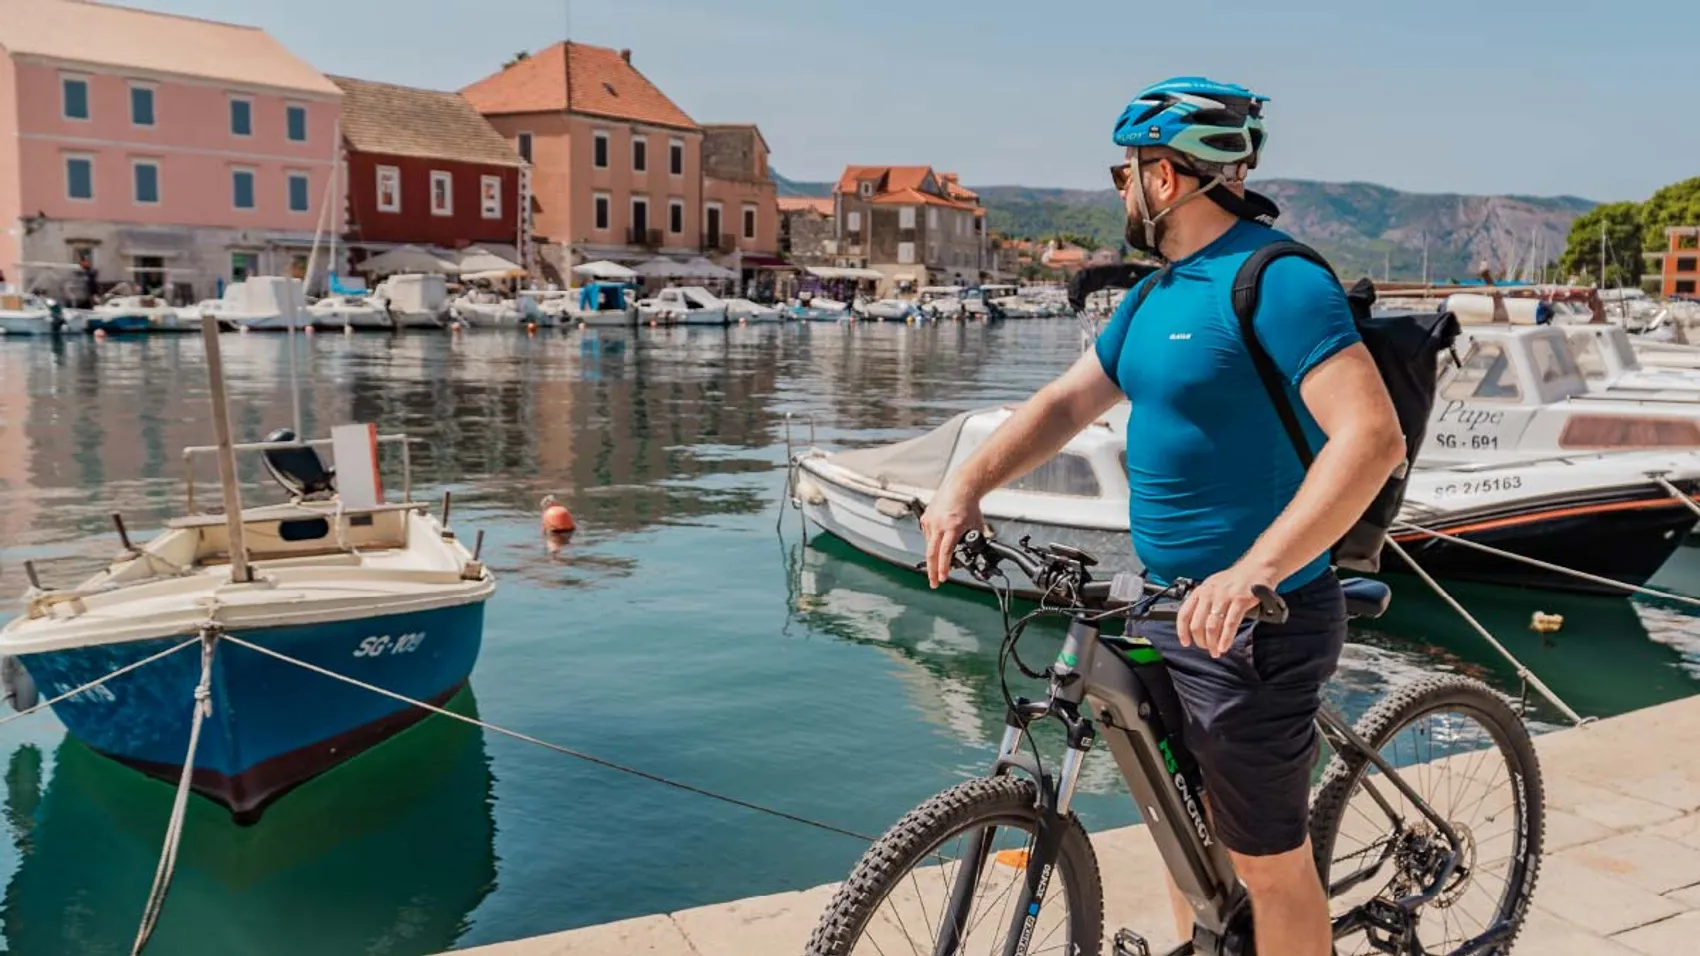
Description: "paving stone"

(450, 915), (698, 956)
(1649, 812), (1700, 852)
(1613, 910), (1700, 955)
(1532, 855), (1684, 936)
(1544, 775), (1684, 831)
(1666, 883), (1700, 909)
(1516, 908), (1641, 956)
(671, 883), (838, 956)
(1544, 806), (1614, 851)
(1559, 832), (1700, 894)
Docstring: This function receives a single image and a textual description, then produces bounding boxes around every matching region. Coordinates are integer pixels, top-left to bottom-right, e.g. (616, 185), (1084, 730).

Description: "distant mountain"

(976, 181), (1596, 281)
(772, 171), (1594, 280)
(774, 171), (833, 198)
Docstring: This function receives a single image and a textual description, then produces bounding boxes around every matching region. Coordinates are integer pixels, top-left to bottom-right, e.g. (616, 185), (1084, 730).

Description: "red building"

(1662, 227), (1700, 298)
(331, 75), (528, 266)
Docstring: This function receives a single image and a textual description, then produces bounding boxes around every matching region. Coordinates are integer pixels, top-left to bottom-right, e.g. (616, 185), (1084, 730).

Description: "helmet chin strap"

(1130, 147), (1229, 259)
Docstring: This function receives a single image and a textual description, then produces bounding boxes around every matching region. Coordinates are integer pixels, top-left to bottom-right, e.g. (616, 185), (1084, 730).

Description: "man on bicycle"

(920, 77), (1406, 956)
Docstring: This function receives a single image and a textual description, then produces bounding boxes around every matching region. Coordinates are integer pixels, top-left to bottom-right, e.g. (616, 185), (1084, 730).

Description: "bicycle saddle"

(1340, 577), (1391, 619)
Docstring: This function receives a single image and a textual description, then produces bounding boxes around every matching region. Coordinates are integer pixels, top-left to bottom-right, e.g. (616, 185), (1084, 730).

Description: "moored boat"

(0, 427), (495, 821)
(0, 291), (72, 335)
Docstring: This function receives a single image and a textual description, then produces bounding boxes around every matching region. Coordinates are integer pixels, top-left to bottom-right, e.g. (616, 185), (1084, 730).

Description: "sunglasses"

(1110, 157), (1169, 192)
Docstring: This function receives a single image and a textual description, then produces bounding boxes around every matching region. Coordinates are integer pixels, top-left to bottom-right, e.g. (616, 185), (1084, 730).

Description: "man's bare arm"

(1179, 343), (1405, 652)
(921, 352), (1124, 586)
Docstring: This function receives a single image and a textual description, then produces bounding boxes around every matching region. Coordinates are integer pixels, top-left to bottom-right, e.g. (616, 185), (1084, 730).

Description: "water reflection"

(0, 690), (494, 956)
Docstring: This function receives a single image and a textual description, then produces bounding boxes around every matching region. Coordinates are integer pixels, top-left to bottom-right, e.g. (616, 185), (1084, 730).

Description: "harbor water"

(3, 322), (1700, 954)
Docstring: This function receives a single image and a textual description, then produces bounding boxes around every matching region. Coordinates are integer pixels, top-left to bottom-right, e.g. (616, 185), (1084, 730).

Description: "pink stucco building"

(0, 0), (342, 302)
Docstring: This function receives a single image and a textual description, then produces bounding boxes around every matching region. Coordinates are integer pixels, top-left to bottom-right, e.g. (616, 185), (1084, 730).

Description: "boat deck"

(444, 693), (1700, 956)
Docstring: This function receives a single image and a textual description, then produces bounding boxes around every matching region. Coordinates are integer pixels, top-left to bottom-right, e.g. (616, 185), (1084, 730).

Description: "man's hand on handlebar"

(920, 483), (984, 589)
(1176, 559), (1281, 659)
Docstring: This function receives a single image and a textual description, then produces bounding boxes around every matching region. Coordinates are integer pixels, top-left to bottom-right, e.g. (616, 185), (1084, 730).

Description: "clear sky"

(122, 0), (1693, 202)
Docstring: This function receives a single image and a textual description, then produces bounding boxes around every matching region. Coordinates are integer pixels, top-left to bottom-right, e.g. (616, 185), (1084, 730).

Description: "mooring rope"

(1392, 521), (1700, 612)
(129, 628), (217, 955)
(217, 634), (880, 844)
(1649, 474), (1700, 522)
(1381, 537), (1587, 725)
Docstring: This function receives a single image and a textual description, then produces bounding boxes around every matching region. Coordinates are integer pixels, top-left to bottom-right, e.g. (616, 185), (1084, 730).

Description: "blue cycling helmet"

(1112, 77), (1269, 168)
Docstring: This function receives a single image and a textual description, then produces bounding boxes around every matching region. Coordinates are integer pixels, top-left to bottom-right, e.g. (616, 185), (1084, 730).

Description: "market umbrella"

(355, 244), (459, 275)
(633, 258), (696, 279)
(456, 246), (524, 276)
(572, 260), (640, 281)
(685, 257), (738, 280)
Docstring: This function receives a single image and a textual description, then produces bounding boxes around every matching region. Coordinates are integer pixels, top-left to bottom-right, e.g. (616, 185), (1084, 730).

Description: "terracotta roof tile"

(331, 76), (523, 167)
(834, 165), (938, 196)
(0, 0), (338, 95)
(869, 187), (976, 211)
(778, 197), (834, 216)
(460, 41), (696, 130)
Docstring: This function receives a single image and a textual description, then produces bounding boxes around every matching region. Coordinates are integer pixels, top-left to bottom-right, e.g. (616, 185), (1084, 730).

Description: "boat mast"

(1421, 231), (1429, 288)
(201, 319), (252, 583)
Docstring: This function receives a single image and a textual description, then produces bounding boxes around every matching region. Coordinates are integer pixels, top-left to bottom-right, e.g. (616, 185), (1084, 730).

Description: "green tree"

(1640, 177), (1700, 250)
(1558, 201), (1643, 287)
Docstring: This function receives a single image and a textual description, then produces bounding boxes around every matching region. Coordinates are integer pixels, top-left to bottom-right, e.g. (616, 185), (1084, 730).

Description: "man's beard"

(1124, 194), (1169, 259)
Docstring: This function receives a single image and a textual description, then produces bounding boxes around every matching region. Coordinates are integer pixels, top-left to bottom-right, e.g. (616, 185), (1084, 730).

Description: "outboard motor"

(261, 428), (336, 499)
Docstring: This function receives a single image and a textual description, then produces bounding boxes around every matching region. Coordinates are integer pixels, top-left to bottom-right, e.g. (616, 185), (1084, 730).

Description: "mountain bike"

(806, 532), (1543, 956)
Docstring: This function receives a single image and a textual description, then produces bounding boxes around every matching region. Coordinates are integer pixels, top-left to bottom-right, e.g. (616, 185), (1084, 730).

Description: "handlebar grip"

(1250, 584), (1289, 625)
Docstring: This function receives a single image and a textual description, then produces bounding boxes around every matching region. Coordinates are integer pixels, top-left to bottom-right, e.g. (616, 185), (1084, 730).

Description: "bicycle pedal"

(1113, 928), (1151, 956)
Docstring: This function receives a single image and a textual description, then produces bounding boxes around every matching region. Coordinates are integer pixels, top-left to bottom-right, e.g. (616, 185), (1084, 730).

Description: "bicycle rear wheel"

(807, 775), (1103, 956)
(1309, 674), (1543, 956)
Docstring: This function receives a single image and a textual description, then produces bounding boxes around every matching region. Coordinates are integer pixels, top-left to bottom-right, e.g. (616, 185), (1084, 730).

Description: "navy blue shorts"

(1135, 571), (1348, 856)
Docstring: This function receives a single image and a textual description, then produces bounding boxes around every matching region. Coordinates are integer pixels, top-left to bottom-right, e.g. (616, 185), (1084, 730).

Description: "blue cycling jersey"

(1094, 219), (1359, 592)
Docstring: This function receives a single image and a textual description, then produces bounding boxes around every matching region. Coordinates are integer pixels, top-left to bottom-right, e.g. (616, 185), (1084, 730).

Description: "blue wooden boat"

(0, 436), (495, 822)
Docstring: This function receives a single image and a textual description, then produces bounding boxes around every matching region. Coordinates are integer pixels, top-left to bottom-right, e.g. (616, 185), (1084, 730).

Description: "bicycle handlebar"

(952, 530), (1290, 625)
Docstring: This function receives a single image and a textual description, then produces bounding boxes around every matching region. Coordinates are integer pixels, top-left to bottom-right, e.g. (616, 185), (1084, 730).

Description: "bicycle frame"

(939, 606), (1499, 956)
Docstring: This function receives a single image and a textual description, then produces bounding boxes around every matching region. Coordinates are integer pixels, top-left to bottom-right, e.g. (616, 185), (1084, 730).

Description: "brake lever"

(1250, 584), (1289, 625)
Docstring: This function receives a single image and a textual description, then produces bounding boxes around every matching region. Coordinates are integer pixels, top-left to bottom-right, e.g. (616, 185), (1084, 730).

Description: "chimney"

(620, 49), (632, 64)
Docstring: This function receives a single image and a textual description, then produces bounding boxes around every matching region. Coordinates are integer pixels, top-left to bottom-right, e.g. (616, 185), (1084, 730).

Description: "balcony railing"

(701, 232), (737, 253)
(627, 227), (664, 248)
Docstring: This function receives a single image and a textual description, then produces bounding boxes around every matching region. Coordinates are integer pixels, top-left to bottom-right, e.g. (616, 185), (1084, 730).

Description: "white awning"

(806, 266), (884, 281)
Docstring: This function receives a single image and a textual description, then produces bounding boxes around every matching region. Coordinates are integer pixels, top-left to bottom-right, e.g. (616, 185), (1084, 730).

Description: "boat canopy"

(806, 266), (884, 281)
(830, 411), (976, 491)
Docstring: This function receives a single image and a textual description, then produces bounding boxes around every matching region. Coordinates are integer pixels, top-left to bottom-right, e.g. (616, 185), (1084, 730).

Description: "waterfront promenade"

(450, 692), (1700, 955)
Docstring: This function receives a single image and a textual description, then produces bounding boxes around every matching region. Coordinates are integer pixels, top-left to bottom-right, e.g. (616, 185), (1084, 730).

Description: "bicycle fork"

(934, 619), (1099, 956)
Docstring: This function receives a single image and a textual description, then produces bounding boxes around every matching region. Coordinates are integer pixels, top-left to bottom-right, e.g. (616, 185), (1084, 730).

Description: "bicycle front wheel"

(807, 775), (1103, 956)
(1309, 674), (1544, 956)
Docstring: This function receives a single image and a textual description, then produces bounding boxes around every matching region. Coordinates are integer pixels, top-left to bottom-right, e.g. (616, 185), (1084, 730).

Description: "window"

(705, 203), (722, 242)
(1529, 334), (1580, 385)
(846, 211), (861, 232)
(481, 175), (502, 219)
(669, 198), (684, 235)
(593, 130), (609, 168)
(927, 207), (939, 229)
(742, 204), (756, 240)
(231, 251), (259, 282)
(631, 196), (649, 234)
(632, 135), (647, 173)
(1007, 453), (1102, 497)
(430, 171), (453, 216)
(132, 255), (165, 294)
(858, 181), (873, 198)
(897, 242), (916, 264)
(286, 104), (308, 143)
(1678, 234), (1700, 250)
(229, 96), (253, 136)
(133, 160), (160, 205)
(1560, 415), (1700, 450)
(516, 132), (533, 163)
(1441, 342), (1520, 401)
(62, 76), (89, 120)
(1679, 280), (1697, 296)
(594, 192), (611, 231)
(287, 172), (310, 213)
(669, 138), (684, 176)
(899, 206), (916, 230)
(376, 166), (400, 213)
(232, 168), (256, 209)
(289, 254), (309, 280)
(130, 84), (155, 127)
(1565, 331), (1608, 381)
(1677, 257), (1698, 273)
(65, 155), (94, 200)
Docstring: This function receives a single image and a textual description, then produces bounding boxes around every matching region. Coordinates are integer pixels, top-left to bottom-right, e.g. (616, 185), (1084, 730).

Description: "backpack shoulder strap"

(1231, 239), (1337, 470)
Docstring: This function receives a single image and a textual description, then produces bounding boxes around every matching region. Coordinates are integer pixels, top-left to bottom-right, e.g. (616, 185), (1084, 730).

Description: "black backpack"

(1122, 240), (1460, 572)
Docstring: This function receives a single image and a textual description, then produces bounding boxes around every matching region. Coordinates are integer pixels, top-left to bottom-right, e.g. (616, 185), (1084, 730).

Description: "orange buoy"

(540, 494), (576, 534)
(304, 324), (316, 335)
(578, 321), (587, 331)
(451, 321), (465, 334)
(526, 322), (537, 336)
(93, 328), (108, 341)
